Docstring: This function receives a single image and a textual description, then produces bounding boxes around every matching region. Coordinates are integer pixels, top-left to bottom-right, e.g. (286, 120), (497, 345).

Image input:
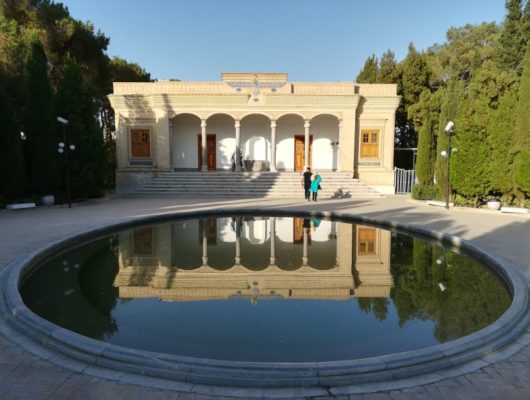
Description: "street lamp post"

(57, 116), (75, 208)
(442, 121), (455, 210)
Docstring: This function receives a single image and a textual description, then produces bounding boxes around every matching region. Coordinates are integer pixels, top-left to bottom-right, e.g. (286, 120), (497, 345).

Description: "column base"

(201, 165), (208, 172)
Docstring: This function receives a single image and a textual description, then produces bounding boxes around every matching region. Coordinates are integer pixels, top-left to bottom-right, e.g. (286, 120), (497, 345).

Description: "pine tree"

(378, 50), (399, 83)
(514, 39), (530, 199)
(397, 43), (432, 148)
(0, 71), (26, 201)
(24, 38), (58, 195)
(356, 55), (379, 83)
(401, 43), (432, 107)
(55, 58), (106, 200)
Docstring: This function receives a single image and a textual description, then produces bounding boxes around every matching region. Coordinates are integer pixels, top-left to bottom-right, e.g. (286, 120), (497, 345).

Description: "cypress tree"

(488, 88), (518, 195)
(55, 58), (106, 200)
(435, 79), (464, 195)
(451, 66), (495, 206)
(514, 39), (530, 200)
(409, 89), (443, 187)
(498, 0), (527, 74)
(401, 43), (431, 107)
(378, 50), (399, 83)
(415, 121), (436, 186)
(397, 43), (432, 148)
(356, 55), (379, 83)
(25, 38), (58, 196)
(0, 71), (27, 201)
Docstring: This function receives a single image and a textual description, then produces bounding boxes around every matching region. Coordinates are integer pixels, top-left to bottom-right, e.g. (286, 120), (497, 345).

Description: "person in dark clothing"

(301, 167), (312, 201)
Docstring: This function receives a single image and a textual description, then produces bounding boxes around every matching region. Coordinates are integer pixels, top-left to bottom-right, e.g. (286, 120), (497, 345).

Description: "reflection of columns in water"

(202, 224), (208, 266)
(333, 221), (340, 266)
(235, 218), (241, 265)
(302, 228), (309, 266)
(270, 217), (276, 265)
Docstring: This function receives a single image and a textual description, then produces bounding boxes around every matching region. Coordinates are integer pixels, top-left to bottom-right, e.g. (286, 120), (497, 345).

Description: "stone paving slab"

(0, 196), (529, 399)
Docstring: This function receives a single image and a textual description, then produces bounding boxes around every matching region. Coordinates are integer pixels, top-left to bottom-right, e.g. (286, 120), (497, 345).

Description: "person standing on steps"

(301, 167), (312, 201)
(310, 171), (322, 202)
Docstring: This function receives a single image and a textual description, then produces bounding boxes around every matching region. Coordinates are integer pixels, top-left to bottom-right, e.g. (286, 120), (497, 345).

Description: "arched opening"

(276, 114), (305, 171)
(310, 114), (340, 171)
(206, 113), (235, 170)
(171, 113), (202, 170)
(241, 114), (271, 171)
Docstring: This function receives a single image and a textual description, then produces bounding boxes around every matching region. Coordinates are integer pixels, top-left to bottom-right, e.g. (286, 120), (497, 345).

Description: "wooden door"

(360, 129), (379, 158)
(198, 134), (216, 170)
(294, 135), (313, 172)
(130, 129), (151, 158)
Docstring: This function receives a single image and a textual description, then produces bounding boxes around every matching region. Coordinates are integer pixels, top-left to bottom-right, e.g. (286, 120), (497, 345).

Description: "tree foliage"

(514, 39), (530, 197)
(25, 37), (58, 195)
(356, 54), (378, 83)
(0, 72), (26, 201)
(55, 59), (106, 199)
(0, 0), (151, 203)
(377, 0), (530, 206)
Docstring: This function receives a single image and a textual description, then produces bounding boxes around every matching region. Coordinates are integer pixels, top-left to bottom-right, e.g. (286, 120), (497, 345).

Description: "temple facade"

(108, 72), (400, 193)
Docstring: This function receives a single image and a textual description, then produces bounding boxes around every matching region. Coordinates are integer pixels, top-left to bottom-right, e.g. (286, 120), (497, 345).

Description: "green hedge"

(411, 184), (443, 200)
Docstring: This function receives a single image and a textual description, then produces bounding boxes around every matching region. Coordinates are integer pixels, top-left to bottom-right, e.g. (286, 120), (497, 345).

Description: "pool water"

(21, 216), (511, 362)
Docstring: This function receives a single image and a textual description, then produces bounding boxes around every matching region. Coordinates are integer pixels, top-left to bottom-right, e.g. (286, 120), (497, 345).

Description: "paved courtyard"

(0, 195), (529, 399)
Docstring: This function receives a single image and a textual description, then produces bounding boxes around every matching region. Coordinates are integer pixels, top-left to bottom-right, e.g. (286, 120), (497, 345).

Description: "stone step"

(131, 172), (384, 198)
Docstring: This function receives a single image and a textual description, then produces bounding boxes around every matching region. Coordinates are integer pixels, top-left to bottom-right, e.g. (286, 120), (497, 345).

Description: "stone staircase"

(130, 171), (385, 199)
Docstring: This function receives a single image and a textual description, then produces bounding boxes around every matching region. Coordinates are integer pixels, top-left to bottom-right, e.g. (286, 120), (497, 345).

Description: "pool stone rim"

(1, 208), (529, 394)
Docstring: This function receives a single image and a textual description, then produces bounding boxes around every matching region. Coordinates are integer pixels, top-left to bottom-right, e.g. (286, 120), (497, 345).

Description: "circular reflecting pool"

(21, 216), (511, 362)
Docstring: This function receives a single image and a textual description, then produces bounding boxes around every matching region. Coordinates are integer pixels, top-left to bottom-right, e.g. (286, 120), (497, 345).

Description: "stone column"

(235, 120), (241, 172)
(269, 218), (276, 265)
(270, 120), (277, 172)
(337, 119), (343, 172)
(201, 119), (207, 171)
(304, 120), (311, 168)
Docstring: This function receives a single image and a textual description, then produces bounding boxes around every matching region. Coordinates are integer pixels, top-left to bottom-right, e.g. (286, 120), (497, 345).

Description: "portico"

(108, 72), (400, 193)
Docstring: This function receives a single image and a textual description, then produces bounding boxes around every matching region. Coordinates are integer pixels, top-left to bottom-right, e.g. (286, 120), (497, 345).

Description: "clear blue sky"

(61, 0), (507, 82)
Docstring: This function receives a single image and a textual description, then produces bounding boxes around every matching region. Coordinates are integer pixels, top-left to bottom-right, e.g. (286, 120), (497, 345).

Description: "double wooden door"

(198, 134), (216, 170)
(294, 135), (313, 172)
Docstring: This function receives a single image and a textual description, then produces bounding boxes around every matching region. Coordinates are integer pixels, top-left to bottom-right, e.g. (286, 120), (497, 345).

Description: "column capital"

(270, 120), (277, 128)
(338, 119), (343, 128)
(304, 120), (311, 129)
(201, 120), (207, 128)
(234, 120), (241, 128)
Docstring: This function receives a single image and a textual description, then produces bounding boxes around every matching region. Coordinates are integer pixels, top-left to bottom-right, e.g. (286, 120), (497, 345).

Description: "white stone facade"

(108, 73), (400, 192)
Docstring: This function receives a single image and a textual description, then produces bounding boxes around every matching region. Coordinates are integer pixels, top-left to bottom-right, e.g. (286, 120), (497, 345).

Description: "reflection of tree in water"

(357, 297), (389, 321)
(78, 239), (120, 339)
(21, 236), (119, 341)
(390, 236), (511, 342)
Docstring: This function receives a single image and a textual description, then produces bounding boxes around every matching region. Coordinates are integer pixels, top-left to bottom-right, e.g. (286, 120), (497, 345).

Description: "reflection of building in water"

(114, 218), (393, 302)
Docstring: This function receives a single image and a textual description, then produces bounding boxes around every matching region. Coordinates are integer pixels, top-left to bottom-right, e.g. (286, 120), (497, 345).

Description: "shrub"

(411, 184), (443, 200)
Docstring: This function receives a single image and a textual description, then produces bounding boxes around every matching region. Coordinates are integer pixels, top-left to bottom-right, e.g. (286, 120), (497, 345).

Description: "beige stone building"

(108, 72), (400, 193)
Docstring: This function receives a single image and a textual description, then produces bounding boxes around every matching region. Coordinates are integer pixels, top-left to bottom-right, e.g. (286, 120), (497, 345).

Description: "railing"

(394, 167), (416, 194)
